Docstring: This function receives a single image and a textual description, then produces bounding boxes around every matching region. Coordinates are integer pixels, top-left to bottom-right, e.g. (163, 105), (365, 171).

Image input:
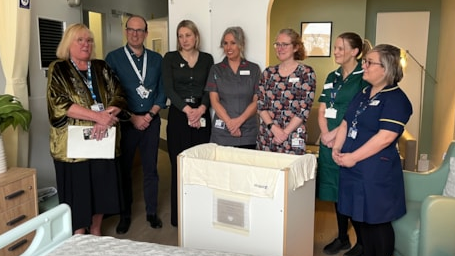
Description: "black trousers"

(166, 105), (211, 226)
(118, 116), (161, 216)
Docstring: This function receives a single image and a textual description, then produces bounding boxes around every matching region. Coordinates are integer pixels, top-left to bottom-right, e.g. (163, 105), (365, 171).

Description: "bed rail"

(0, 203), (72, 256)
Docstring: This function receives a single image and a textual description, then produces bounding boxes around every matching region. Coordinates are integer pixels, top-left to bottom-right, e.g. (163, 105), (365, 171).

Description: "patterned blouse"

(256, 63), (316, 154)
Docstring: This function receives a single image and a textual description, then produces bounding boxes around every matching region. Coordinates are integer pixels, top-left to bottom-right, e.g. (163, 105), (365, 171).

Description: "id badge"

(200, 117), (206, 127)
(91, 103), (105, 112)
(214, 119), (225, 129)
(348, 127), (358, 139)
(136, 85), (150, 99)
(292, 137), (305, 149)
(324, 107), (337, 119)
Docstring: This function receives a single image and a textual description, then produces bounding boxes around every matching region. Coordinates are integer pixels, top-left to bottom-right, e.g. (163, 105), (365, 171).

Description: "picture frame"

(300, 22), (332, 57)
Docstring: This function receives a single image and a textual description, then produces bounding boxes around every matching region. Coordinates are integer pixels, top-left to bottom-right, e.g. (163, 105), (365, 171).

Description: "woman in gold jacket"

(47, 23), (127, 235)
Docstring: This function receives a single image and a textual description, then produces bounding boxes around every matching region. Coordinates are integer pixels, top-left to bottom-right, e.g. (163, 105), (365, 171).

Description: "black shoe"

(116, 217), (131, 234)
(344, 243), (363, 256)
(323, 238), (351, 255)
(147, 214), (162, 229)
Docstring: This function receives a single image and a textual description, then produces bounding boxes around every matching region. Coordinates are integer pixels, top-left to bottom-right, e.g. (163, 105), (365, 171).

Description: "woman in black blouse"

(162, 20), (214, 227)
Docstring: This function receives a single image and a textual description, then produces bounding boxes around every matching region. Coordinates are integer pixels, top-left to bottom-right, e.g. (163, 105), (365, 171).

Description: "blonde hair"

(56, 23), (96, 60)
(176, 20), (200, 51)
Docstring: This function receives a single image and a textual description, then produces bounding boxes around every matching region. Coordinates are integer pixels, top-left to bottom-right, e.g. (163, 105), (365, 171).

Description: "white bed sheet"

(47, 234), (251, 256)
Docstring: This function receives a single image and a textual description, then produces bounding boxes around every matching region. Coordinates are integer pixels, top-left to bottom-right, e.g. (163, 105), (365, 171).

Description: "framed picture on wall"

(300, 22), (332, 57)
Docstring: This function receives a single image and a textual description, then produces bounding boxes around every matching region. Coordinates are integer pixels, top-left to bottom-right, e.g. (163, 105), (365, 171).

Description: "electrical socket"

(420, 153), (428, 160)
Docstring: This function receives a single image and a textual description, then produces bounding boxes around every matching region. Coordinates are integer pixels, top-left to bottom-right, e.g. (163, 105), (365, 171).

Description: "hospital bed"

(0, 203), (250, 256)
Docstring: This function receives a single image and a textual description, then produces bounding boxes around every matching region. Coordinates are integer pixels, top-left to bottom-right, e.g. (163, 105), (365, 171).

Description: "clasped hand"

(271, 126), (288, 144)
(185, 108), (203, 128)
(332, 149), (356, 168)
(92, 108), (118, 140)
(225, 117), (242, 137)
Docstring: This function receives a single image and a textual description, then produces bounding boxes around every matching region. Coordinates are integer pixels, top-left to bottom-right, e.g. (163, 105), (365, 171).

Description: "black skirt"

(54, 158), (120, 231)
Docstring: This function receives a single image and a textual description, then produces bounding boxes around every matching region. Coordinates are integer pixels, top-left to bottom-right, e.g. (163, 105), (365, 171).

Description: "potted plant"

(0, 94), (32, 173)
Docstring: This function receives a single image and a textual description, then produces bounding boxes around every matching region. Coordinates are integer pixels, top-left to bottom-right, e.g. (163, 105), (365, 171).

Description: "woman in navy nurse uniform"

(332, 44), (412, 256)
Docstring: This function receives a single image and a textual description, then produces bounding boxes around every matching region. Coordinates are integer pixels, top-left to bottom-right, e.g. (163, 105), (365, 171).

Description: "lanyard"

(329, 76), (343, 108)
(351, 91), (381, 129)
(124, 46), (147, 85)
(70, 59), (97, 103)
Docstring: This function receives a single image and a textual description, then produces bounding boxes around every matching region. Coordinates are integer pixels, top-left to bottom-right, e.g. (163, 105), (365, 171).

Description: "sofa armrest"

(403, 167), (449, 202)
(419, 195), (455, 256)
(398, 129), (417, 171)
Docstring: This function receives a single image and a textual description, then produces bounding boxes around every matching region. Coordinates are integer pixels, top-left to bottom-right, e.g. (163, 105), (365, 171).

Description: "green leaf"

(0, 94), (32, 133)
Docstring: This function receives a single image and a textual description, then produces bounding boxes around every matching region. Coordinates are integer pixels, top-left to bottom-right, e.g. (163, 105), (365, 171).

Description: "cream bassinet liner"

(179, 143), (317, 198)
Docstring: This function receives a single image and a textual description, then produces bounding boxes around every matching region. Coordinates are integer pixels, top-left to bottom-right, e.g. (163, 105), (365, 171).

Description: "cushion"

(392, 201), (421, 256)
(442, 157), (455, 197)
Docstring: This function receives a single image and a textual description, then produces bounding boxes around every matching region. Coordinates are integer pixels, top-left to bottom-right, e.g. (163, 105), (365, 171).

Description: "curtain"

(0, 0), (31, 168)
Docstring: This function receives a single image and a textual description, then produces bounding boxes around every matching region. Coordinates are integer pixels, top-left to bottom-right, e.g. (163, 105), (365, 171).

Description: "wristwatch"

(148, 111), (155, 118)
(267, 122), (274, 130)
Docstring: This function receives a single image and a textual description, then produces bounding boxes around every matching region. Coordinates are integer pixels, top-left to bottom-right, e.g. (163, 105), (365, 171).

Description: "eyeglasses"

(273, 42), (292, 49)
(75, 37), (94, 45)
(126, 27), (146, 34)
(362, 59), (383, 68)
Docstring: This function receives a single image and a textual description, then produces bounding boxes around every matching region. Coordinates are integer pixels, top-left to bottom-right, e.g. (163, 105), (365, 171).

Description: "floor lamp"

(405, 49), (438, 170)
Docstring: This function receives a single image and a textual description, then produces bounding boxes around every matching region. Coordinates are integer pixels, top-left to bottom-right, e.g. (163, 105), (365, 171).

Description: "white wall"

(168, 0), (270, 71)
(168, 0), (211, 53)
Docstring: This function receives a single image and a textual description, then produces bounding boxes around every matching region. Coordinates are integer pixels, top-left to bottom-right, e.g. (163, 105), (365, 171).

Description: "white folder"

(67, 125), (116, 159)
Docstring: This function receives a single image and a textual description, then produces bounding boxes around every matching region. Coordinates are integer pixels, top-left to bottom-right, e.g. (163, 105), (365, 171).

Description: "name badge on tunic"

(289, 77), (299, 83)
(324, 107), (337, 119)
(239, 70), (250, 75)
(324, 82), (334, 89)
(369, 100), (380, 106)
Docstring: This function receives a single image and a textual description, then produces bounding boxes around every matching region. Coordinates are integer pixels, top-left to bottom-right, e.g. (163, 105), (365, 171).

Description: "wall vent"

(38, 17), (64, 69)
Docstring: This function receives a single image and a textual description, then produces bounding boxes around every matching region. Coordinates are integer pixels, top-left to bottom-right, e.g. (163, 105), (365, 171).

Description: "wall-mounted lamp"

(67, 0), (81, 7)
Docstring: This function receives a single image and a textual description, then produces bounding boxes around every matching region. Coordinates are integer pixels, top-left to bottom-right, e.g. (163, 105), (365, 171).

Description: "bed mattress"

(47, 234), (250, 256)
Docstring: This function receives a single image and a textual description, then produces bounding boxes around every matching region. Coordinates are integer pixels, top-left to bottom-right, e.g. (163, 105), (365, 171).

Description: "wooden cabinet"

(0, 168), (38, 256)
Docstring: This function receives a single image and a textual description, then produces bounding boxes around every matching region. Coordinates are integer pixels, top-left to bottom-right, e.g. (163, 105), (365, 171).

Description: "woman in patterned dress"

(256, 28), (316, 154)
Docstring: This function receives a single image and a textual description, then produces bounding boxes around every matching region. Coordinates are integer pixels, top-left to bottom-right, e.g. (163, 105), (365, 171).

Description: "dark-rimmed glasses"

(126, 27), (146, 35)
(362, 59), (383, 68)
